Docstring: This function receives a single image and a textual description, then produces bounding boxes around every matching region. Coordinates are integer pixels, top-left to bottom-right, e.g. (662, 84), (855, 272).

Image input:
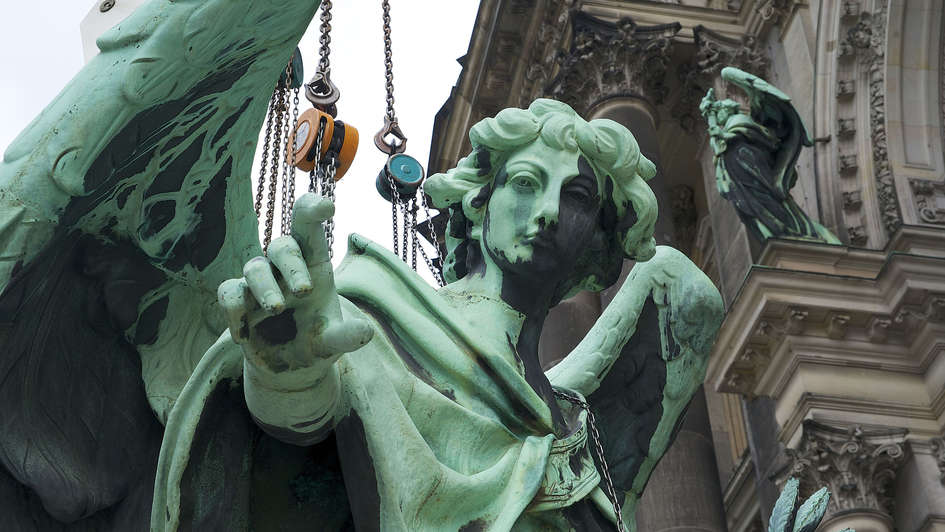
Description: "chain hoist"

(287, 0), (359, 259)
(373, 0), (444, 286)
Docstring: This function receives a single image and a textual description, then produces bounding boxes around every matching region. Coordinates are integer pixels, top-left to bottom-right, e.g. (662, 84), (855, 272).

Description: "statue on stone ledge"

(700, 67), (841, 245)
(0, 1), (723, 530)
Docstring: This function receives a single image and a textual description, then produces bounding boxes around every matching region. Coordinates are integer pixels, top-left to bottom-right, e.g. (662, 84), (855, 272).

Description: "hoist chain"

(552, 390), (627, 532)
(381, 0), (396, 122)
(283, 86), (301, 232)
(418, 187), (445, 286)
(318, 0), (333, 74)
(255, 97), (277, 218)
(408, 202), (418, 271)
(320, 160), (337, 258)
(263, 83), (286, 252)
(386, 174), (402, 257)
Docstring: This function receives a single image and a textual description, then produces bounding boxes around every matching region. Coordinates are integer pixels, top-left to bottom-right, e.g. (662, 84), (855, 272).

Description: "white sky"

(0, 0), (480, 277)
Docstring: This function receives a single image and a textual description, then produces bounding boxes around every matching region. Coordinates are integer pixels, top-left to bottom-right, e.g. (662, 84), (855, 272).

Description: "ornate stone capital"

(781, 421), (908, 518)
(545, 13), (681, 116)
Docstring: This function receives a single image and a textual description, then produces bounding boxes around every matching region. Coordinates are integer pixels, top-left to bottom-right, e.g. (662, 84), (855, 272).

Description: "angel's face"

(481, 138), (604, 277)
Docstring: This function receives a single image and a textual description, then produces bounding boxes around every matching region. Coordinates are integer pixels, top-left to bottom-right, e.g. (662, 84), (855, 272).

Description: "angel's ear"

(461, 184), (491, 240)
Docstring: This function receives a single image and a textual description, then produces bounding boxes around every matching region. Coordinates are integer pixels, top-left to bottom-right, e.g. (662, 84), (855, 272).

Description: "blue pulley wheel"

(376, 153), (425, 202)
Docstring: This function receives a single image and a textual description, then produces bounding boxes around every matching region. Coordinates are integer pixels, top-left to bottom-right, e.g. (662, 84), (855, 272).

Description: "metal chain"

(381, 0), (396, 122)
(320, 158), (337, 258)
(279, 58), (299, 237)
(285, 86), (300, 224)
(400, 195), (409, 262)
(255, 97), (277, 217)
(279, 89), (292, 237)
(418, 186), (445, 286)
(386, 173), (401, 257)
(318, 0), (333, 74)
(553, 390), (627, 532)
(263, 84), (286, 253)
(308, 119), (327, 193)
(408, 199), (417, 270)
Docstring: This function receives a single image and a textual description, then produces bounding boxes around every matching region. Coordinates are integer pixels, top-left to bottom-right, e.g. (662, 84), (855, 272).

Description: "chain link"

(284, 86), (300, 225)
(386, 172), (402, 257)
(263, 83), (286, 252)
(318, 0), (333, 74)
(381, 0), (396, 122)
(418, 186), (445, 286)
(255, 97), (277, 218)
(320, 158), (337, 259)
(309, 119), (327, 193)
(553, 390), (627, 532)
(408, 199), (418, 270)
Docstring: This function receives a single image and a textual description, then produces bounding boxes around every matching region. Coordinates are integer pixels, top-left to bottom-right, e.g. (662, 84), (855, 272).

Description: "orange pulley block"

(287, 108), (358, 180)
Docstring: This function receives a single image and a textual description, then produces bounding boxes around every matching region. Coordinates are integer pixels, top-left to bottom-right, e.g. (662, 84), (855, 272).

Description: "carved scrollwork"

(782, 420), (908, 518)
(545, 13), (680, 116)
(931, 437), (945, 485)
(909, 178), (945, 224)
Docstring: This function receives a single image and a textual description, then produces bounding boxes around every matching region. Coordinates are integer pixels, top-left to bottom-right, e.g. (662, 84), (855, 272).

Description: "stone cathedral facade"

(428, 1), (945, 532)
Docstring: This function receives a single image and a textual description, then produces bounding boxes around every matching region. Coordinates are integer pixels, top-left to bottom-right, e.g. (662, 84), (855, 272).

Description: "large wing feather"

(0, 0), (320, 525)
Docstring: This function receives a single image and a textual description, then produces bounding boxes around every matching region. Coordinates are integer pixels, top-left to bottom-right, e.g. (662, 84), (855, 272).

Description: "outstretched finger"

(312, 319), (374, 358)
(218, 278), (252, 343)
(291, 193), (334, 268)
(268, 236), (313, 296)
(243, 256), (285, 314)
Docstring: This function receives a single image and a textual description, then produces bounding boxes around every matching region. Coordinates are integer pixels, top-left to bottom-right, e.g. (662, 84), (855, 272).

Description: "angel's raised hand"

(217, 194), (373, 371)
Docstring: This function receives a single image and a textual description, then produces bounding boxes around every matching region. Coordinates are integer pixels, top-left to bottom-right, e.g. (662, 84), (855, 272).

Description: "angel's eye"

(564, 184), (591, 202)
(510, 172), (538, 191)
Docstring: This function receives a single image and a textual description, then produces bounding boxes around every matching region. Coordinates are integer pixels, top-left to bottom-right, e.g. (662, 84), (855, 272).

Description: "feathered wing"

(721, 66), (812, 194)
(0, 0), (319, 526)
(547, 246), (723, 529)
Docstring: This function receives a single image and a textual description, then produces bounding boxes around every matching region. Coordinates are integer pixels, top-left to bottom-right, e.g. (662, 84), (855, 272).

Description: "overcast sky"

(0, 0), (480, 277)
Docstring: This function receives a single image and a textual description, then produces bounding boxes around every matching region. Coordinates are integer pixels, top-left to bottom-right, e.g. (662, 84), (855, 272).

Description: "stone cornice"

(705, 228), (945, 444)
(579, 0), (798, 41)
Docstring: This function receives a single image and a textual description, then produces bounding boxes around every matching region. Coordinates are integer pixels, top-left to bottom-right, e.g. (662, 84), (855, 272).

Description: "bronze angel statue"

(0, 0), (722, 530)
(700, 67), (840, 245)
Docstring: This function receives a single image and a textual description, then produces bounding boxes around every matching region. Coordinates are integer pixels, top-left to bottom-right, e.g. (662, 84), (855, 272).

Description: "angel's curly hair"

(425, 99), (658, 291)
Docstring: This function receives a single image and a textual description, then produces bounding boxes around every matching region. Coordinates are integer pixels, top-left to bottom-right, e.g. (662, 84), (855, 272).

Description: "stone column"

(779, 421), (908, 532)
(635, 386), (729, 532)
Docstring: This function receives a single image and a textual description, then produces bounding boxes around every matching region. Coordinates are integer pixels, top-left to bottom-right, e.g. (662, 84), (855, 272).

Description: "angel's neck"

(441, 254), (567, 431)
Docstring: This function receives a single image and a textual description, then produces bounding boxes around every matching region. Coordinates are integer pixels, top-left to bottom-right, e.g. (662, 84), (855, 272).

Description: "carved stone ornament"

(909, 178), (945, 224)
(519, 0), (582, 107)
(782, 420), (907, 518)
(842, 190), (863, 211)
(546, 13), (681, 115)
(839, 1), (902, 235)
(931, 437), (945, 485)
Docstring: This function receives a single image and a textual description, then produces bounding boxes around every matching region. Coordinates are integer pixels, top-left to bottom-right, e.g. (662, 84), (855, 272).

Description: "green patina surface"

(0, 0), (745, 529)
